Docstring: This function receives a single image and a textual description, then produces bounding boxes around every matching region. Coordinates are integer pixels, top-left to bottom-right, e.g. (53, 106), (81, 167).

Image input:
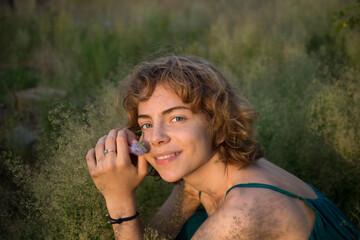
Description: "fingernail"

(104, 135), (108, 138)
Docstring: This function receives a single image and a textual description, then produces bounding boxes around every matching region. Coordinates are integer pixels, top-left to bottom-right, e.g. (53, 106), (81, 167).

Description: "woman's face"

(137, 84), (217, 182)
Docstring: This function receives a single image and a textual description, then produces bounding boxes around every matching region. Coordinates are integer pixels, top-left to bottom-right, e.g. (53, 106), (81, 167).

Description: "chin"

(158, 171), (182, 183)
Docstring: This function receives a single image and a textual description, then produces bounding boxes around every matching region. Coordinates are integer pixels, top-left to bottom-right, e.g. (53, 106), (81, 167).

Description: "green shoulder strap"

(225, 183), (304, 200)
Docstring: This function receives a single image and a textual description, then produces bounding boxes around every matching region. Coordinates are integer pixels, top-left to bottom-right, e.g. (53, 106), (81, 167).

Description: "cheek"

(143, 132), (150, 142)
(144, 154), (156, 168)
(183, 128), (213, 154)
(142, 130), (153, 145)
(196, 129), (216, 157)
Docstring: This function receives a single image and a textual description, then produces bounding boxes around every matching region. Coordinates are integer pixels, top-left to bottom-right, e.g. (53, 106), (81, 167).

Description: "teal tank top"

(177, 183), (359, 240)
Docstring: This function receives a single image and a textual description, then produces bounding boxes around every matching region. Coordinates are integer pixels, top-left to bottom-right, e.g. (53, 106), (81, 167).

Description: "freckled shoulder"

(192, 188), (289, 240)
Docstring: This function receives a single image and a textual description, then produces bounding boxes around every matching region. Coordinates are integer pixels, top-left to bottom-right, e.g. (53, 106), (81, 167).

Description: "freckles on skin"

(137, 85), (216, 182)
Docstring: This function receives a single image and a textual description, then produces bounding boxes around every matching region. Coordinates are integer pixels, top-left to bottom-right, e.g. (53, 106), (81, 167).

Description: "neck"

(183, 153), (235, 205)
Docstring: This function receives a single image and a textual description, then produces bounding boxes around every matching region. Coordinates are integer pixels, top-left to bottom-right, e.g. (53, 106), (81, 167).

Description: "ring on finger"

(104, 149), (115, 154)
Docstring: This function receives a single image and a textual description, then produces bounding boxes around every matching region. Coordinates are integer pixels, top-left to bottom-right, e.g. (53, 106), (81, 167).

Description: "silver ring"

(104, 149), (115, 154)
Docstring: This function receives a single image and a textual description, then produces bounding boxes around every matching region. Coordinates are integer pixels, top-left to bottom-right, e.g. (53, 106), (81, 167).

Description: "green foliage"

(28, 84), (171, 239)
(333, 0), (360, 31)
(1, 0), (359, 238)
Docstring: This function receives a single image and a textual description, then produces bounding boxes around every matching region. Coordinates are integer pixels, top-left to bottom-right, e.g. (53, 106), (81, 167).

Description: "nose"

(149, 122), (170, 146)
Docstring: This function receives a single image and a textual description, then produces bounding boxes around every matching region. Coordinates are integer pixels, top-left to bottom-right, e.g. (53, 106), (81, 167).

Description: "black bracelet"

(107, 211), (140, 224)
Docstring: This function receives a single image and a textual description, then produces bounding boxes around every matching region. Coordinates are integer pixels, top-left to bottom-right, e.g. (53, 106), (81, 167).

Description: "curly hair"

(119, 55), (263, 168)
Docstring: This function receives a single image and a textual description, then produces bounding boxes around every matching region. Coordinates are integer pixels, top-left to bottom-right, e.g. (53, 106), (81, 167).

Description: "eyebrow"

(138, 106), (191, 119)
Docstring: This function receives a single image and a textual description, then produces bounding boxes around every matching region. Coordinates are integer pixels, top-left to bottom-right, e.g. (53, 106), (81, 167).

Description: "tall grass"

(1, 0), (359, 238)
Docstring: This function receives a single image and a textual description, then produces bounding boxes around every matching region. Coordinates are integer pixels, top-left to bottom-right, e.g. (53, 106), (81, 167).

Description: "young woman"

(86, 56), (359, 239)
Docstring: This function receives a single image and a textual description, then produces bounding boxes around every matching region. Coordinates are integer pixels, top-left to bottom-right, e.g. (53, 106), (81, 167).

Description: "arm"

(191, 189), (299, 240)
(86, 129), (148, 240)
(146, 180), (201, 239)
(191, 202), (277, 240)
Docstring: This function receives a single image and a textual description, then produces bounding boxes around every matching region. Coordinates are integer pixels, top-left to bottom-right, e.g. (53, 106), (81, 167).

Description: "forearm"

(106, 194), (142, 240)
(112, 220), (142, 240)
(147, 181), (201, 238)
(86, 129), (149, 240)
(110, 218), (141, 240)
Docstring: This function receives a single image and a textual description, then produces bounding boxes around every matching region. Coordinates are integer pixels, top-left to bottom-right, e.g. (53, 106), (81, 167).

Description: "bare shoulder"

(192, 187), (313, 240)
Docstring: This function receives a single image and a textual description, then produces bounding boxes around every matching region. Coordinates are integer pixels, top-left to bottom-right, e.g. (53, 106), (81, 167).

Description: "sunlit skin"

(138, 85), (218, 183)
(87, 84), (319, 239)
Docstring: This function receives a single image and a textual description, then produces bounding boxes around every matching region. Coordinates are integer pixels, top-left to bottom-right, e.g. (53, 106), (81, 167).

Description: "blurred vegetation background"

(0, 0), (359, 239)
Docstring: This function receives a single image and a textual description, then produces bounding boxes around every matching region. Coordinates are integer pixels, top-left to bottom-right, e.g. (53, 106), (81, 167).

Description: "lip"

(153, 151), (181, 165)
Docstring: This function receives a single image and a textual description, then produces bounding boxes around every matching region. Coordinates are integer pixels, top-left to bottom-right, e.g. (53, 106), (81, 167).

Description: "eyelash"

(139, 116), (186, 130)
(140, 123), (152, 130)
(171, 116), (185, 122)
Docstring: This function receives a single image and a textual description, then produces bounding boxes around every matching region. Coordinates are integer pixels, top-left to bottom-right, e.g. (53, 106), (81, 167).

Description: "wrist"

(105, 193), (137, 218)
(107, 211), (140, 224)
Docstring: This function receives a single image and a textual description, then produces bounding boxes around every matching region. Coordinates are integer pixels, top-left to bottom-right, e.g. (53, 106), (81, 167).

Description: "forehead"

(137, 85), (188, 115)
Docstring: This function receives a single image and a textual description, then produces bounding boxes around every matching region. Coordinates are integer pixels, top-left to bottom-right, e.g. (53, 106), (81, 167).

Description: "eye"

(171, 116), (185, 123)
(140, 123), (152, 130)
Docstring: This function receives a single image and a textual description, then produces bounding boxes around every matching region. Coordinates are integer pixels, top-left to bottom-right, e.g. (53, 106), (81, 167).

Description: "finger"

(116, 130), (132, 165)
(86, 148), (96, 173)
(125, 129), (142, 155)
(116, 128), (139, 155)
(137, 155), (148, 178)
(95, 136), (106, 161)
(105, 129), (118, 156)
(124, 128), (139, 145)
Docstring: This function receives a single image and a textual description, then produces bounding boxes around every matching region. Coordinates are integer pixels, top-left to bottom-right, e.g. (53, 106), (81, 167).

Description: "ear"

(215, 133), (226, 145)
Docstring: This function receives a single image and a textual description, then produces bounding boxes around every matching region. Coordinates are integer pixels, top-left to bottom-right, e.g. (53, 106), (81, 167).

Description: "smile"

(155, 152), (180, 160)
(154, 151), (181, 165)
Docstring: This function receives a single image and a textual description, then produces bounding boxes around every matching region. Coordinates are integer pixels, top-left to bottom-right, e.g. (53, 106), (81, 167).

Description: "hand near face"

(86, 129), (148, 206)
